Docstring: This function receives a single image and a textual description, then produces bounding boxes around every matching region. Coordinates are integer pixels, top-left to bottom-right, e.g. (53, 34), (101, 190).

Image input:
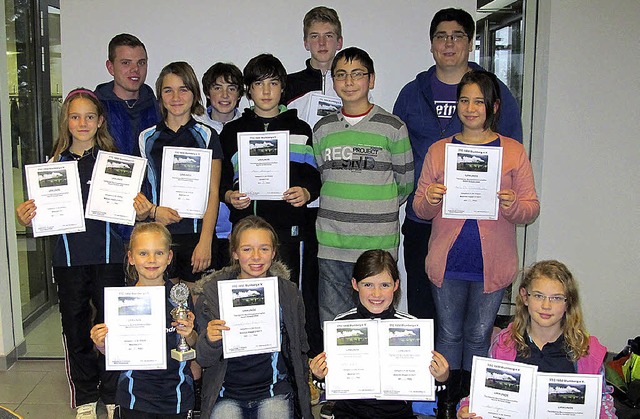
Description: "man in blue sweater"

(393, 8), (523, 418)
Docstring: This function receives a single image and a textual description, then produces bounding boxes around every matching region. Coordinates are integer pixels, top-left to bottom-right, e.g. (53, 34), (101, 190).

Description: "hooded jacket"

(393, 62), (523, 224)
(219, 107), (320, 242)
(193, 261), (312, 419)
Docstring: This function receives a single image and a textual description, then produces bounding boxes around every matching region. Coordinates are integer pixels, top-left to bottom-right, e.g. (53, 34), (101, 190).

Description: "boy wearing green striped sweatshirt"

(312, 47), (414, 325)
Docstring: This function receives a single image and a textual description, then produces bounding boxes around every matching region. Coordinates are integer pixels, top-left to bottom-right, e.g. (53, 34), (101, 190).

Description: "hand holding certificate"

(469, 356), (538, 419)
(85, 151), (146, 225)
(217, 276), (280, 358)
(24, 161), (85, 237)
(442, 143), (503, 220)
(237, 131), (289, 200)
(323, 319), (436, 401)
(160, 146), (213, 219)
(103, 286), (167, 371)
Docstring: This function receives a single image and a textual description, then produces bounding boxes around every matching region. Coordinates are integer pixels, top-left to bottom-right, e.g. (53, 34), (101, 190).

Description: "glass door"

(7, 0), (62, 352)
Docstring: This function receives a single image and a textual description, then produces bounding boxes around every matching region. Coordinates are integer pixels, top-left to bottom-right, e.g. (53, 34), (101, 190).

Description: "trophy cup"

(170, 283), (196, 361)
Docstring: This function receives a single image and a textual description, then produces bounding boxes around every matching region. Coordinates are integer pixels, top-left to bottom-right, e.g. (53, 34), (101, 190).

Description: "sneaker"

(320, 400), (336, 419)
(105, 404), (116, 419)
(76, 402), (97, 419)
(308, 371), (320, 406)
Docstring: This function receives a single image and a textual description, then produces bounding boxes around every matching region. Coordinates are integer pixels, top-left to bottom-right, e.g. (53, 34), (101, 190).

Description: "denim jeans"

(318, 258), (356, 325)
(431, 279), (505, 371)
(210, 393), (292, 419)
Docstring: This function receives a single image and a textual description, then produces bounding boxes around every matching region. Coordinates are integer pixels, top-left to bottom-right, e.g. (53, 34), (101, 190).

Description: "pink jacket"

(412, 135), (539, 293)
(460, 324), (617, 418)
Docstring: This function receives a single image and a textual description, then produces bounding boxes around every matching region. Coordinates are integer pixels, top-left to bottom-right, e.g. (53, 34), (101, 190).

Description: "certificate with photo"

(533, 373), (602, 418)
(443, 143), (503, 220)
(218, 276), (280, 358)
(159, 146), (213, 219)
(24, 161), (85, 237)
(303, 92), (342, 127)
(237, 131), (289, 200)
(378, 319), (435, 400)
(103, 286), (167, 371)
(324, 320), (382, 399)
(469, 356), (538, 419)
(85, 151), (146, 225)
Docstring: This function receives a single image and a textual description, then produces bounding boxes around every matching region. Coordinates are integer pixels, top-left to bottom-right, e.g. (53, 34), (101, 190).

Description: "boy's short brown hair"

(303, 6), (342, 39)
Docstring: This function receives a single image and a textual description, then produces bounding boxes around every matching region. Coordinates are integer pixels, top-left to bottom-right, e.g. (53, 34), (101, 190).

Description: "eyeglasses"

(433, 32), (468, 43)
(332, 71), (369, 82)
(527, 292), (567, 304)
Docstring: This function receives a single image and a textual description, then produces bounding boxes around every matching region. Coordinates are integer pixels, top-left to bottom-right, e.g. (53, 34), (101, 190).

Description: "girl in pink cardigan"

(412, 70), (539, 415)
(457, 260), (616, 418)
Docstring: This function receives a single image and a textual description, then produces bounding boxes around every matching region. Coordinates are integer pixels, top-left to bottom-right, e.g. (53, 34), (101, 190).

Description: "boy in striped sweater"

(312, 47), (414, 325)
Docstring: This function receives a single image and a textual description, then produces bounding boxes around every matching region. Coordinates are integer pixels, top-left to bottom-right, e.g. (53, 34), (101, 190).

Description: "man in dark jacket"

(95, 33), (160, 156)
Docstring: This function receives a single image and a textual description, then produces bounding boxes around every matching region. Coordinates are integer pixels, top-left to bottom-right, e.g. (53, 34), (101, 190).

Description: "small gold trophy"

(169, 283), (196, 361)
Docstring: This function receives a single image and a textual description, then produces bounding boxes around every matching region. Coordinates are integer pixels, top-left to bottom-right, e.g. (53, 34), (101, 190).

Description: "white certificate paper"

(238, 131), (289, 200)
(534, 373), (602, 419)
(304, 92), (342, 127)
(104, 286), (167, 371)
(324, 320), (381, 399)
(24, 161), (85, 237)
(218, 276), (280, 358)
(85, 151), (146, 226)
(443, 143), (503, 220)
(469, 356), (538, 419)
(324, 319), (435, 400)
(378, 319), (435, 400)
(159, 146), (212, 218)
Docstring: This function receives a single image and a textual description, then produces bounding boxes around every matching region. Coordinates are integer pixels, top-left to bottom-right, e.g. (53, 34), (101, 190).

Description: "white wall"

(59, 0), (640, 350)
(60, 0), (473, 111)
(529, 0), (640, 349)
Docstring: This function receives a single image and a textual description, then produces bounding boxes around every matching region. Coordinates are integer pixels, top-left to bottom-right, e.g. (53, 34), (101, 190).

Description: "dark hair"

(331, 47), (375, 76)
(108, 33), (146, 62)
(352, 249), (399, 283)
(228, 215), (279, 265)
(303, 6), (342, 39)
(457, 70), (501, 131)
(352, 249), (400, 305)
(201, 62), (245, 105)
(155, 61), (205, 119)
(429, 8), (475, 40)
(243, 54), (287, 99)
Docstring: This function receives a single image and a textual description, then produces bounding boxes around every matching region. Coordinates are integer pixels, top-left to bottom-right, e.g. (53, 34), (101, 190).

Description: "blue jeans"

(318, 258), (355, 325)
(210, 393), (292, 419)
(431, 280), (505, 371)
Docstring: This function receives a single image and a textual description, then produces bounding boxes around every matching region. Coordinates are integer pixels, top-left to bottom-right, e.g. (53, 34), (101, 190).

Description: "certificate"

(104, 286), (167, 371)
(159, 147), (213, 218)
(324, 320), (381, 399)
(533, 373), (602, 418)
(378, 319), (435, 400)
(238, 131), (289, 200)
(442, 143), (503, 220)
(24, 161), (85, 237)
(469, 356), (538, 418)
(85, 151), (146, 225)
(218, 276), (280, 358)
(324, 319), (435, 400)
(304, 92), (342, 127)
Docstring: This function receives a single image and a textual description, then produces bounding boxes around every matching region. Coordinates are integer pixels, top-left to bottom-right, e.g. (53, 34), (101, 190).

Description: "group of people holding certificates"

(14, 7), (617, 419)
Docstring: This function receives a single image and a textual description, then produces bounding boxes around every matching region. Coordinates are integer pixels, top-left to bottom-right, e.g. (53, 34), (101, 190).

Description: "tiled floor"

(0, 359), (111, 419)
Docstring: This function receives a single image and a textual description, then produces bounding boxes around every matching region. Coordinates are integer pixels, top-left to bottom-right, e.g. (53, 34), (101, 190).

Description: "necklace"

(124, 98), (139, 109)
